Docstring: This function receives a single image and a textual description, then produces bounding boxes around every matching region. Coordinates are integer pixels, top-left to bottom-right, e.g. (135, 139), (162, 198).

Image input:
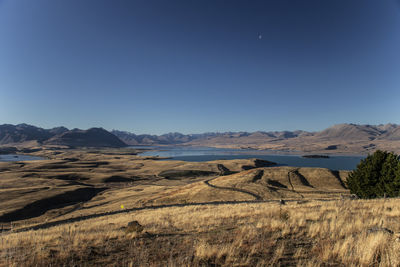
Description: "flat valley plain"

(1, 148), (400, 266)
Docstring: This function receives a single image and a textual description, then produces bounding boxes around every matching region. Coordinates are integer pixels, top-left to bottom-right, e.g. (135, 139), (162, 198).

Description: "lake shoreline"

(133, 145), (365, 171)
(0, 154), (46, 162)
(130, 145), (367, 157)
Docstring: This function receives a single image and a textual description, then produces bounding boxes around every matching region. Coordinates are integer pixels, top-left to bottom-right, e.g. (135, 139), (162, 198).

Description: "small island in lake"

(302, 154), (330, 159)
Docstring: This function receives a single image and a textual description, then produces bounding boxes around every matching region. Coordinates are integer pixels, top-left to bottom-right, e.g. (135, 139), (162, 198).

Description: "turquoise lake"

(133, 146), (365, 171)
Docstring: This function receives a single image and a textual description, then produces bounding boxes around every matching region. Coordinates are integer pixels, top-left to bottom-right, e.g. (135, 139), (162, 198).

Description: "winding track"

(287, 168), (305, 198)
(203, 179), (263, 200)
(11, 199), (277, 233)
(6, 195), (347, 234)
(9, 175), (264, 233)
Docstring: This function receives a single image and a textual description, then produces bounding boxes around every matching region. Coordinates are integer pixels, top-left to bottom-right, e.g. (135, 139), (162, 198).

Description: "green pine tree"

(346, 150), (400, 199)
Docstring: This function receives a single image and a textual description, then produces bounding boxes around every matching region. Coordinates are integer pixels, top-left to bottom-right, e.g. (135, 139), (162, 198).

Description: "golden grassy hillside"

(2, 198), (400, 266)
(0, 148), (280, 229)
(1, 147), (395, 266)
(145, 167), (349, 205)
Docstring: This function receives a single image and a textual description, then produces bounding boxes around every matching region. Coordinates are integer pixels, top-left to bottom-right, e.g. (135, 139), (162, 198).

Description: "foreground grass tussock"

(1, 198), (400, 266)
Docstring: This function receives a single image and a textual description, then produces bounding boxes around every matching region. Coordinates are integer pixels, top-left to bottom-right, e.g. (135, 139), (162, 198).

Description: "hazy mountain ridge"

(0, 124), (126, 148)
(44, 128), (126, 148)
(314, 123), (382, 141)
(0, 124), (65, 145)
(112, 124), (400, 154)
(110, 129), (311, 145)
(1, 123), (399, 152)
(112, 123), (400, 145)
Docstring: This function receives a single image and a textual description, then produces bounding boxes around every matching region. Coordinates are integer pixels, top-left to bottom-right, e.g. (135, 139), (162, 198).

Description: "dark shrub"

(346, 150), (400, 198)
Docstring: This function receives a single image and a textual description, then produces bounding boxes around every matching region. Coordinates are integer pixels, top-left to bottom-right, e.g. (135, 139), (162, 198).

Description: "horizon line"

(1, 122), (398, 136)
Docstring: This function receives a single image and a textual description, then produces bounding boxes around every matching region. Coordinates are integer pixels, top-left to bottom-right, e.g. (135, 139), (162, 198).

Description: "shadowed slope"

(44, 128), (127, 148)
(0, 187), (107, 222)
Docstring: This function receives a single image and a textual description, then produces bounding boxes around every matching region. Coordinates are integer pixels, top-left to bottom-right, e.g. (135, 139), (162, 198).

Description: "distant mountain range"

(0, 124), (125, 148)
(1, 123), (399, 153)
(112, 123), (400, 145)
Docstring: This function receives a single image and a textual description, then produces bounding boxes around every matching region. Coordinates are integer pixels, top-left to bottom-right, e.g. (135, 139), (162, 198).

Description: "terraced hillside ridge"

(144, 167), (349, 205)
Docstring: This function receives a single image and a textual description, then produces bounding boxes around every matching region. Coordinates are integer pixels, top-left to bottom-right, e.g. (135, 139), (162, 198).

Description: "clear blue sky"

(1, 0), (399, 134)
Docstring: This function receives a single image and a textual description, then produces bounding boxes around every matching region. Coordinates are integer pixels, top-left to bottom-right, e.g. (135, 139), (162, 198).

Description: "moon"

(258, 34), (262, 40)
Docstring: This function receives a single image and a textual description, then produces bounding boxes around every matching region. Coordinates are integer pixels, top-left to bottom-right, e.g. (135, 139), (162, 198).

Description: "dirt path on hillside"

(9, 199), (286, 233)
(287, 168), (305, 198)
(203, 179), (263, 200)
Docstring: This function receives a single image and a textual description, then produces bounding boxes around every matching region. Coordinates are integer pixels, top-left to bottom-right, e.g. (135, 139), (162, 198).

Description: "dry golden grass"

(0, 148), (275, 227)
(2, 198), (400, 266)
(1, 148), (398, 266)
(148, 166), (349, 205)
